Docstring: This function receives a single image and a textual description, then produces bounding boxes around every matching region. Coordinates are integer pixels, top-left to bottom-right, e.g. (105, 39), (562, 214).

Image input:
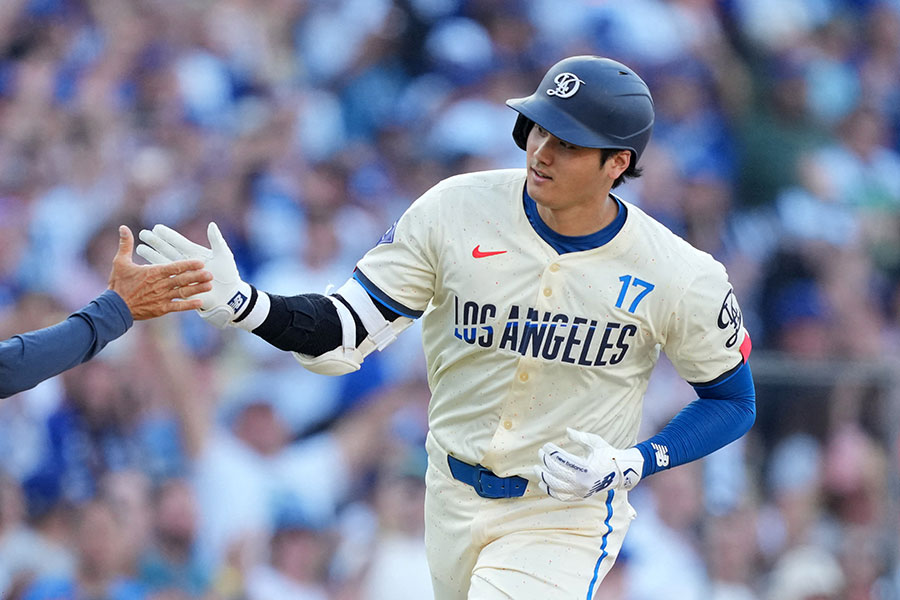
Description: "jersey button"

(519, 372), (529, 382)
(549, 263), (560, 272)
(543, 288), (552, 297)
(503, 420), (513, 430)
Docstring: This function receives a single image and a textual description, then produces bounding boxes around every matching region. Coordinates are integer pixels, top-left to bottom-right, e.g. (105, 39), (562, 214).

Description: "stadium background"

(1, 0), (900, 598)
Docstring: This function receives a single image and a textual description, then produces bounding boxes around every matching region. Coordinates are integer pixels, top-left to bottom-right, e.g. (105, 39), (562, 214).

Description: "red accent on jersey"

(739, 332), (752, 362)
(472, 245), (507, 258)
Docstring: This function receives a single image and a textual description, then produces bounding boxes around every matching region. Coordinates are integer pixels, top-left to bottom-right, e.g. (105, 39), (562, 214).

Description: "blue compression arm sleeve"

(0, 290), (132, 398)
(635, 361), (756, 478)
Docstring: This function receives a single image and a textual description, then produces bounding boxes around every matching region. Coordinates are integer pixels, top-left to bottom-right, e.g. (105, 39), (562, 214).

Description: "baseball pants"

(424, 433), (636, 600)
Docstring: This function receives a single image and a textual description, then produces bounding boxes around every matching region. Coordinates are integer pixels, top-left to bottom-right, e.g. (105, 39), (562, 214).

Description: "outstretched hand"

(108, 225), (213, 320)
(137, 222), (254, 328)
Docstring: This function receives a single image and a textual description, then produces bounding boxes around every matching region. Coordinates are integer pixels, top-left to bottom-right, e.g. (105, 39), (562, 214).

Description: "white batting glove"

(534, 428), (644, 502)
(137, 222), (256, 329)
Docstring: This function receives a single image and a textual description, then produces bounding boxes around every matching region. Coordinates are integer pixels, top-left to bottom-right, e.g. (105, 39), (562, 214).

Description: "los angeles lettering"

(453, 296), (636, 366)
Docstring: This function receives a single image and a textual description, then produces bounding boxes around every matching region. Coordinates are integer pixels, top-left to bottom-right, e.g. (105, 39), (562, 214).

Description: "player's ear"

(600, 150), (631, 178)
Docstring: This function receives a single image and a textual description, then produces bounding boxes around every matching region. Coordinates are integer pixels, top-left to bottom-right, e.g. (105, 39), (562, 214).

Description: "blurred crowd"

(1, 0), (900, 598)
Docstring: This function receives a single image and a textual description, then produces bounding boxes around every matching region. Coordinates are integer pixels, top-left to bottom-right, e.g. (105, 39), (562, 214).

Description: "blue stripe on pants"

(585, 490), (615, 600)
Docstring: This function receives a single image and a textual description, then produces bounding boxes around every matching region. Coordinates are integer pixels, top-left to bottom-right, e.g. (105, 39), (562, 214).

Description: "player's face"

(525, 125), (627, 219)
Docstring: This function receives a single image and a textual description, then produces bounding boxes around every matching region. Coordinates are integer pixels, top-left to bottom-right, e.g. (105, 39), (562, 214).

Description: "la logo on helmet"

(546, 72), (585, 98)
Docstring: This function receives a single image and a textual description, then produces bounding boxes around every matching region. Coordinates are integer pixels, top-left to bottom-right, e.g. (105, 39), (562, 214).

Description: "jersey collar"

(522, 187), (628, 255)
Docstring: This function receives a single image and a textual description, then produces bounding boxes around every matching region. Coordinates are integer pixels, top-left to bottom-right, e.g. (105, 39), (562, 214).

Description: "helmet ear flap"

(512, 115), (534, 150)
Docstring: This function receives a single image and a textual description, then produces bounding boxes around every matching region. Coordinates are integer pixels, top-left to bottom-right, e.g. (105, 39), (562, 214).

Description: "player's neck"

(536, 193), (619, 237)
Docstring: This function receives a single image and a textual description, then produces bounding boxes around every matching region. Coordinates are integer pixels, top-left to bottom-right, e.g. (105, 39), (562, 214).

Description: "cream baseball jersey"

(355, 168), (748, 478)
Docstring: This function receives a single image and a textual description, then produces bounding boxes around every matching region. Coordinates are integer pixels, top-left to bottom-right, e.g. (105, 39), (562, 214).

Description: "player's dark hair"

(519, 118), (643, 189)
(600, 148), (643, 189)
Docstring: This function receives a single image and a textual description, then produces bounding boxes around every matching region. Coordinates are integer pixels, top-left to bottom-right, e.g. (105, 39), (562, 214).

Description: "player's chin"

(526, 177), (554, 200)
(526, 183), (558, 210)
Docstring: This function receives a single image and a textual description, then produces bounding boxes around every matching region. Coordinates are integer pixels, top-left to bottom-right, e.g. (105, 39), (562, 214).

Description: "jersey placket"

(483, 259), (567, 473)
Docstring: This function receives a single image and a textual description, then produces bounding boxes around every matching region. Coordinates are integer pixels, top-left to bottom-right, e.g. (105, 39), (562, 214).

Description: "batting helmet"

(506, 56), (655, 164)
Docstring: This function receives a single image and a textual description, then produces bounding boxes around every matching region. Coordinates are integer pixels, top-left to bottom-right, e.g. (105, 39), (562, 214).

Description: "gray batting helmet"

(506, 56), (655, 164)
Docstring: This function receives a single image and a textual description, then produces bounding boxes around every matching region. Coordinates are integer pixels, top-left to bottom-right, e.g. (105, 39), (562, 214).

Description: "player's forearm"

(247, 276), (413, 376)
(250, 291), (352, 355)
(635, 361), (756, 478)
(0, 290), (132, 398)
(250, 287), (403, 356)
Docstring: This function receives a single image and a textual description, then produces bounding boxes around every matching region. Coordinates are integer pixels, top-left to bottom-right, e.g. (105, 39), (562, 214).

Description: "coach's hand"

(534, 428), (644, 502)
(108, 225), (213, 320)
(137, 222), (252, 328)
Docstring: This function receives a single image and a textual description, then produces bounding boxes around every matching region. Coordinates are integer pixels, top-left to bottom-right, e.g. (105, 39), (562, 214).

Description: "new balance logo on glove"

(228, 291), (247, 313)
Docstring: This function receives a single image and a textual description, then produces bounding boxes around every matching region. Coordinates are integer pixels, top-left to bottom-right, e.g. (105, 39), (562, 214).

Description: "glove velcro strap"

(232, 286), (271, 332)
(334, 278), (396, 351)
(232, 286), (258, 323)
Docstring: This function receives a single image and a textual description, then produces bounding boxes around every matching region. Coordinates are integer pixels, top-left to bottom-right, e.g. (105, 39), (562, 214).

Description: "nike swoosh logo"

(472, 245), (507, 258)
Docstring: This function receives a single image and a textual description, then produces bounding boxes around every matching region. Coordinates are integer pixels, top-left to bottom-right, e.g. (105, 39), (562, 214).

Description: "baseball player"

(138, 56), (755, 599)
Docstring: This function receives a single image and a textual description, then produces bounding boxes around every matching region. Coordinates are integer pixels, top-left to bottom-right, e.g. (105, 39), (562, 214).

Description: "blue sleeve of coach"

(635, 361), (756, 478)
(0, 290), (133, 398)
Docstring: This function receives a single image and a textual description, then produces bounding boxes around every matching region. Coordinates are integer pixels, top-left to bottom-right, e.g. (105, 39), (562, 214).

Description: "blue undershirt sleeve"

(0, 290), (132, 398)
(634, 361), (756, 478)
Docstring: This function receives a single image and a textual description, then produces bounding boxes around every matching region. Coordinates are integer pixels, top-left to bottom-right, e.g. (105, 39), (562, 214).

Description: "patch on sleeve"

(377, 221), (398, 245)
(717, 288), (743, 349)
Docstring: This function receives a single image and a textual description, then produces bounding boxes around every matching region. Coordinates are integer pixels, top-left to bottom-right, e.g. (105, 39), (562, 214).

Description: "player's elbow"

(292, 347), (364, 376)
(736, 394), (756, 438)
